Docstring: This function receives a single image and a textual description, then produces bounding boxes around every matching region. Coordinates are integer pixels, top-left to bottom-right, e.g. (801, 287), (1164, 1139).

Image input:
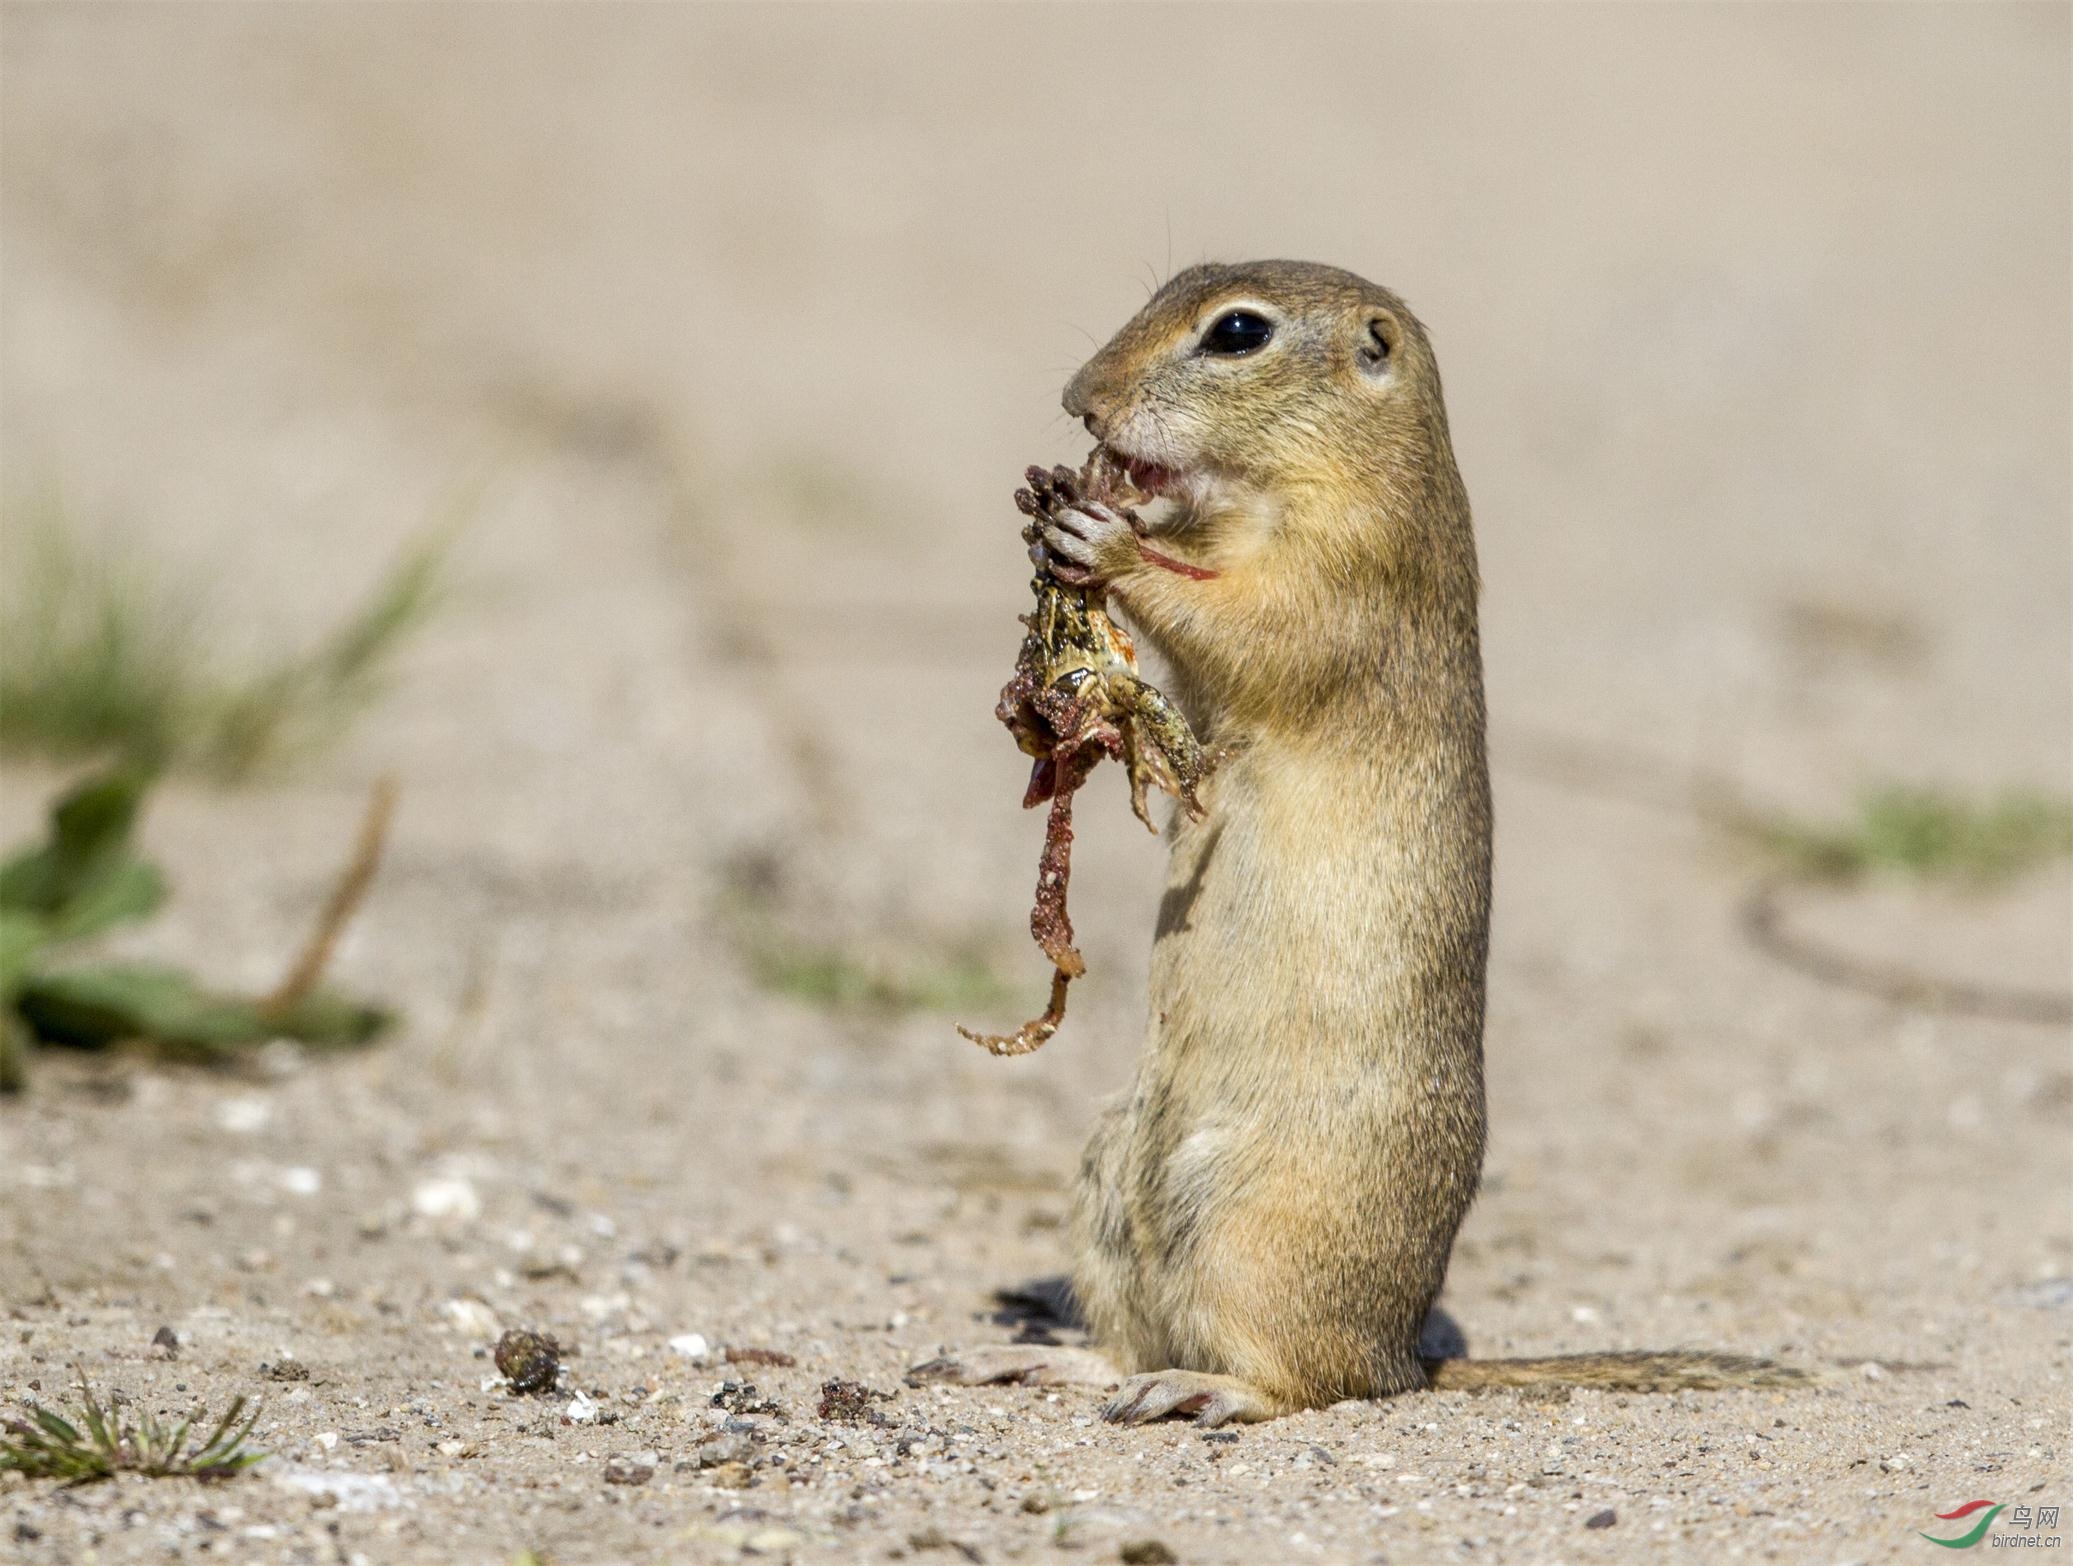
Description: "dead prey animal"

(958, 458), (1208, 1057)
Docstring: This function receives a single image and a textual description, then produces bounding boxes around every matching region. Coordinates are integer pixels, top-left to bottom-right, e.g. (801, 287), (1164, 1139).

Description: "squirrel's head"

(1064, 261), (1449, 511)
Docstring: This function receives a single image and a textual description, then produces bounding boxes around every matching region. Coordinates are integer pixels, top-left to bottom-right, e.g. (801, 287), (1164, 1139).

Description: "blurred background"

(1, 6), (2067, 1562)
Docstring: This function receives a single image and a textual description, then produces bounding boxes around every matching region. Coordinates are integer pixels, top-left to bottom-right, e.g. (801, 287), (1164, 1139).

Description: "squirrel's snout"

(1062, 362), (1111, 435)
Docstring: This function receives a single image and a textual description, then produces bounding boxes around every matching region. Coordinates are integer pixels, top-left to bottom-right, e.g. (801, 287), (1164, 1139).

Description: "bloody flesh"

(959, 456), (1208, 1057)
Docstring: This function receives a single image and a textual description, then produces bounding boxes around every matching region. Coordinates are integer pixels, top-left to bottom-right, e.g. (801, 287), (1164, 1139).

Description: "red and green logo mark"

(1920, 1501), (2003, 1549)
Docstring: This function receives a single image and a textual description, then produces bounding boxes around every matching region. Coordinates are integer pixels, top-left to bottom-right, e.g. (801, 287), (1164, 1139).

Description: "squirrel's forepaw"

(1028, 532), (1096, 587)
(1039, 502), (1133, 586)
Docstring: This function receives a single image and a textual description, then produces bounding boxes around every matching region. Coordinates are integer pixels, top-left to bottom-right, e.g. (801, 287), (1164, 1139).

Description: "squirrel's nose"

(1062, 364), (1104, 432)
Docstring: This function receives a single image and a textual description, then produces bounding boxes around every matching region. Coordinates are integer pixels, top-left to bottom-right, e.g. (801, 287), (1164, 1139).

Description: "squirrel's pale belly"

(1069, 738), (1489, 1387)
(1144, 742), (1488, 1082)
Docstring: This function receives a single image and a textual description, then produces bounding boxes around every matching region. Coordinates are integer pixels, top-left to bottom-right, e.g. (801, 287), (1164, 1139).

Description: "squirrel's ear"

(1358, 313), (1396, 376)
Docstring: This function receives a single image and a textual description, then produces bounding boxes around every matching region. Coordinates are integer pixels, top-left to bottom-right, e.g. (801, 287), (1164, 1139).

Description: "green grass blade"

(2, 1376), (263, 1484)
(190, 1396), (265, 1475)
(74, 1377), (113, 1454)
(28, 1407), (78, 1444)
(0, 492), (454, 779)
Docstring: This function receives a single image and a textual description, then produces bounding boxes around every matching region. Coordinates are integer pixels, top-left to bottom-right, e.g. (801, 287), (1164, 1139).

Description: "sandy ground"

(2, 6), (2069, 1564)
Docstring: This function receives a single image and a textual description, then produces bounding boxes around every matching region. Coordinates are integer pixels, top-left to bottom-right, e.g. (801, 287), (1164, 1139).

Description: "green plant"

(0, 1368), (264, 1484)
(1749, 786), (2073, 884)
(0, 495), (450, 779)
(202, 529), (446, 778)
(744, 932), (1014, 1016)
(1729, 781), (2073, 1026)
(715, 847), (1016, 1020)
(0, 767), (394, 1093)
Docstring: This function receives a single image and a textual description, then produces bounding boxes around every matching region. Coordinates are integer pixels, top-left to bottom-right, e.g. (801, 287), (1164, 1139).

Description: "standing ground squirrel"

(915, 261), (1802, 1425)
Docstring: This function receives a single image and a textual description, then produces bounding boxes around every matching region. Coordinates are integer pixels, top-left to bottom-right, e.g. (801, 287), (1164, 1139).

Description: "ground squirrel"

(915, 261), (1801, 1425)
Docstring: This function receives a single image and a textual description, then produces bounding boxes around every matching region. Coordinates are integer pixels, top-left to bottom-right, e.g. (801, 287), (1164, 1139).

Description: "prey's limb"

(1109, 672), (1208, 822)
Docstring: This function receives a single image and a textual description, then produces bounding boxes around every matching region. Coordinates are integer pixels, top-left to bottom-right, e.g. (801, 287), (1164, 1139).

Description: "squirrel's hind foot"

(1101, 1369), (1286, 1429)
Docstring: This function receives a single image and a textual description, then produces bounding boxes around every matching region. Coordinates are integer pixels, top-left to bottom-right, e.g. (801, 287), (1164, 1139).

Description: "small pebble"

(1586, 1508), (1618, 1529)
(413, 1177), (482, 1221)
(216, 1097), (273, 1134)
(725, 1345), (797, 1368)
(817, 1378), (889, 1422)
(445, 1298), (501, 1340)
(712, 1381), (782, 1417)
(603, 1451), (657, 1485)
(281, 1166), (323, 1196)
(680, 1432), (759, 1470)
(494, 1329), (562, 1395)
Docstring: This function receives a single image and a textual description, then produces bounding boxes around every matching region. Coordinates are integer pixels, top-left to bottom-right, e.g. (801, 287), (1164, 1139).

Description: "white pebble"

(217, 1097), (273, 1135)
(668, 1333), (712, 1361)
(413, 1177), (482, 1221)
(443, 1298), (501, 1339)
(566, 1392), (599, 1424)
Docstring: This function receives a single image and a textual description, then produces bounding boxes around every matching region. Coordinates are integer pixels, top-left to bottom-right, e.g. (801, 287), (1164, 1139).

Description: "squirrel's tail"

(1423, 1350), (1811, 1393)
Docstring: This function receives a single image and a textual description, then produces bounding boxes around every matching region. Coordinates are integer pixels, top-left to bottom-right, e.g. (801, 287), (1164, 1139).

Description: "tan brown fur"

(915, 261), (1796, 1425)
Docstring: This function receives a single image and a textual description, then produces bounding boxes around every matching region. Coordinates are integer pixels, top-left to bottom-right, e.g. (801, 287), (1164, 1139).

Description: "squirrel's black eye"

(1200, 310), (1274, 356)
